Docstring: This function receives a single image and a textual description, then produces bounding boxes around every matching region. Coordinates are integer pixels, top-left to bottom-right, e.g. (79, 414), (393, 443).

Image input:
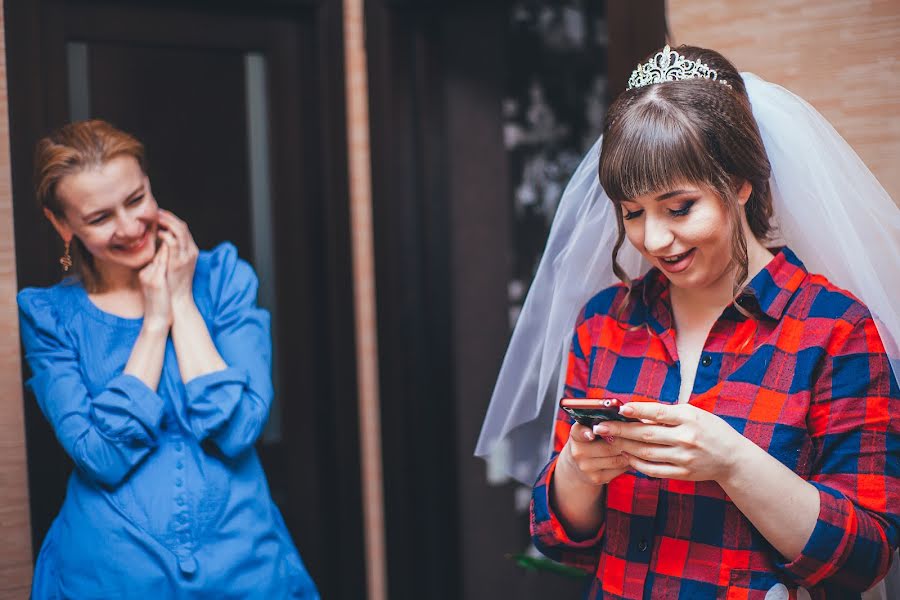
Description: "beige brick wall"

(0, 0), (34, 597)
(667, 0), (900, 205)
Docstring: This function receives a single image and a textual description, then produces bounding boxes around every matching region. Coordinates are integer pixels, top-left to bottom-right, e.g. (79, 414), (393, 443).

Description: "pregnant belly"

(99, 439), (232, 548)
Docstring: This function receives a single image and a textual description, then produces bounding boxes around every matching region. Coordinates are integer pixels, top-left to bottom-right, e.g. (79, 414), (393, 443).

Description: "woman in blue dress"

(18, 119), (319, 598)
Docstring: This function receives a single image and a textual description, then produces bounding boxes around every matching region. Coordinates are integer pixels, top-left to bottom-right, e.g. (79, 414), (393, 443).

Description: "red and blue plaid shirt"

(531, 247), (900, 599)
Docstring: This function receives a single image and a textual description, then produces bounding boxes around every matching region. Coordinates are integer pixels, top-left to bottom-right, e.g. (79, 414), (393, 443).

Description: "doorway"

(5, 1), (365, 597)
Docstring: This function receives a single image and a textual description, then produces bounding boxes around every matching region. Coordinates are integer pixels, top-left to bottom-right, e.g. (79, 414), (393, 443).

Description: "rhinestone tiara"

(627, 45), (729, 90)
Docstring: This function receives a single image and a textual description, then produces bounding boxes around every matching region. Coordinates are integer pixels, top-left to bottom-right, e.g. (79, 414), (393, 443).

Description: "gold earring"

(59, 239), (73, 272)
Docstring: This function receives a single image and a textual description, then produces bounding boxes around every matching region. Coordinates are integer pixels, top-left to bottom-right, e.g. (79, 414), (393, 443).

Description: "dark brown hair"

(34, 119), (146, 288)
(599, 45), (773, 302)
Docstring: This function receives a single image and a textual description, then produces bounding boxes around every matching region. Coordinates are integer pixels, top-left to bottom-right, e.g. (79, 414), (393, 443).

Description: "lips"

(657, 248), (696, 273)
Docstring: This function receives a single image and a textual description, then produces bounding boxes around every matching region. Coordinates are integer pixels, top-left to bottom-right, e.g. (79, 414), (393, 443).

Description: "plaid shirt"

(531, 247), (900, 599)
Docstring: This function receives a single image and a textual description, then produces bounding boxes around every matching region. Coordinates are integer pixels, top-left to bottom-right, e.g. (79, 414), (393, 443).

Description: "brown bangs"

(598, 94), (724, 203)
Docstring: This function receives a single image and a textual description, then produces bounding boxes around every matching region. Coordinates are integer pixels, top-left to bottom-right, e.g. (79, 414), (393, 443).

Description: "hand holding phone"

(559, 397), (639, 427)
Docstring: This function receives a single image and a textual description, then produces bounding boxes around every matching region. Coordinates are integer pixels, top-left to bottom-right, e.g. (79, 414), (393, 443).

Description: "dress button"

(638, 539), (649, 552)
(178, 555), (198, 577)
(701, 355), (712, 367)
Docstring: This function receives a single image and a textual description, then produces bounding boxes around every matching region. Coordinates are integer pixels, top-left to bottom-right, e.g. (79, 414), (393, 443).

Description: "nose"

(642, 214), (675, 255)
(115, 215), (144, 241)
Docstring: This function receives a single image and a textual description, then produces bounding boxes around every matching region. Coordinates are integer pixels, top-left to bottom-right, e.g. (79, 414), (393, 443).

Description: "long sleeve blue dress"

(18, 242), (319, 599)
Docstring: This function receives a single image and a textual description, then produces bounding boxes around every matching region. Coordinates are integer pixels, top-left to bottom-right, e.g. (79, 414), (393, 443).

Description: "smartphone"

(559, 397), (638, 426)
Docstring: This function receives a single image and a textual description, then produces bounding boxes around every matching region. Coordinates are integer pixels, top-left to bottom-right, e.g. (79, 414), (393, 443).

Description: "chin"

(664, 270), (711, 290)
(104, 247), (156, 271)
(133, 255), (156, 270)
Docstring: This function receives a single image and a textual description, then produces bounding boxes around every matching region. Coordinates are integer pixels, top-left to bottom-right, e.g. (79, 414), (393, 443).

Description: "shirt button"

(176, 478), (183, 487)
(177, 461), (184, 470)
(701, 355), (712, 367)
(178, 555), (198, 577)
(176, 497), (185, 506)
(175, 441), (183, 452)
(638, 539), (649, 552)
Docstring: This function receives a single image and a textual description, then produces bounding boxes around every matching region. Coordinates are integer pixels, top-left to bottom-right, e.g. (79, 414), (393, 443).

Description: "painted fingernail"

(619, 404), (634, 415)
(583, 430), (594, 441)
(593, 424), (610, 435)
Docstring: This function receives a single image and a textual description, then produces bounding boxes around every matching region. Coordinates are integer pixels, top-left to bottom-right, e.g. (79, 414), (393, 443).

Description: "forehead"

(56, 155), (144, 212)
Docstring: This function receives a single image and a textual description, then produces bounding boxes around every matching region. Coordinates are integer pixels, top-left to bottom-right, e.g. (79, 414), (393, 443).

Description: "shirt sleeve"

(18, 290), (165, 488)
(182, 243), (274, 458)
(530, 307), (605, 571)
(776, 314), (900, 591)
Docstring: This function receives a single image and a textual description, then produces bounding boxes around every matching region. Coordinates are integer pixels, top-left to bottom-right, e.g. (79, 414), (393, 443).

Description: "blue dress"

(18, 243), (319, 599)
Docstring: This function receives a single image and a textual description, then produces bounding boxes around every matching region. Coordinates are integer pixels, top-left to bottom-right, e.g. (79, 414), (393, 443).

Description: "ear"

(43, 207), (73, 243)
(736, 180), (753, 206)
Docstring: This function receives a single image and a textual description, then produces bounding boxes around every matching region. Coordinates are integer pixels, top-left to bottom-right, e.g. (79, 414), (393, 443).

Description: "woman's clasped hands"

(138, 209), (199, 330)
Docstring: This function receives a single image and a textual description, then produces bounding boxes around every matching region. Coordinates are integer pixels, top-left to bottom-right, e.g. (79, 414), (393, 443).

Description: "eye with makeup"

(668, 200), (696, 217)
(621, 203), (643, 221)
(621, 198), (696, 221)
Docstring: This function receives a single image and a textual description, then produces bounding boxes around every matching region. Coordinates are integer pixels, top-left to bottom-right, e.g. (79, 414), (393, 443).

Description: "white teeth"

(662, 251), (690, 263)
(120, 234), (145, 250)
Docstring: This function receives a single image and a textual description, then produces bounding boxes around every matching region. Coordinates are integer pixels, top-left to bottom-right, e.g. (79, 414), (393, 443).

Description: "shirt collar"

(641, 246), (807, 324)
(743, 246), (807, 320)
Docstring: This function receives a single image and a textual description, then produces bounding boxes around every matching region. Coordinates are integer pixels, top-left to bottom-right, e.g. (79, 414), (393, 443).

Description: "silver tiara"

(627, 45), (729, 90)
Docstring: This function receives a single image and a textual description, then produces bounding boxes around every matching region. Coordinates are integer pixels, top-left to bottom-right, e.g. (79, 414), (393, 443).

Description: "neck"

(670, 270), (735, 318)
(92, 259), (141, 294)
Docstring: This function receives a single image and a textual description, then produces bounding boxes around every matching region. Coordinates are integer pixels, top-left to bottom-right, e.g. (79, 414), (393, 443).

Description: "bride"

(478, 44), (900, 599)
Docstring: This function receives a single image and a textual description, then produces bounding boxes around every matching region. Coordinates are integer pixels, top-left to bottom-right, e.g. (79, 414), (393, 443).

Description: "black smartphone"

(559, 397), (638, 426)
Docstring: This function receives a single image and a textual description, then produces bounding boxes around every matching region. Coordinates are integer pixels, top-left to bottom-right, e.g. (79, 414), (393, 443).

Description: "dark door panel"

(85, 42), (253, 255)
(6, 1), (363, 597)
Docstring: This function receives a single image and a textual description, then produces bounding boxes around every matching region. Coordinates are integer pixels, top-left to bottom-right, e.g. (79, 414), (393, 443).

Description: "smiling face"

(618, 181), (750, 293)
(46, 155), (159, 276)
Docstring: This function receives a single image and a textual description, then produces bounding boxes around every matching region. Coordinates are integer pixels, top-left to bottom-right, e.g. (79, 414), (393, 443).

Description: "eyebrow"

(81, 185), (145, 221)
(655, 189), (697, 201)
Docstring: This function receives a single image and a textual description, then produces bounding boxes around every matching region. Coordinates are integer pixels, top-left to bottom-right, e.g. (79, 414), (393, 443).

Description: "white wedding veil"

(474, 71), (900, 596)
